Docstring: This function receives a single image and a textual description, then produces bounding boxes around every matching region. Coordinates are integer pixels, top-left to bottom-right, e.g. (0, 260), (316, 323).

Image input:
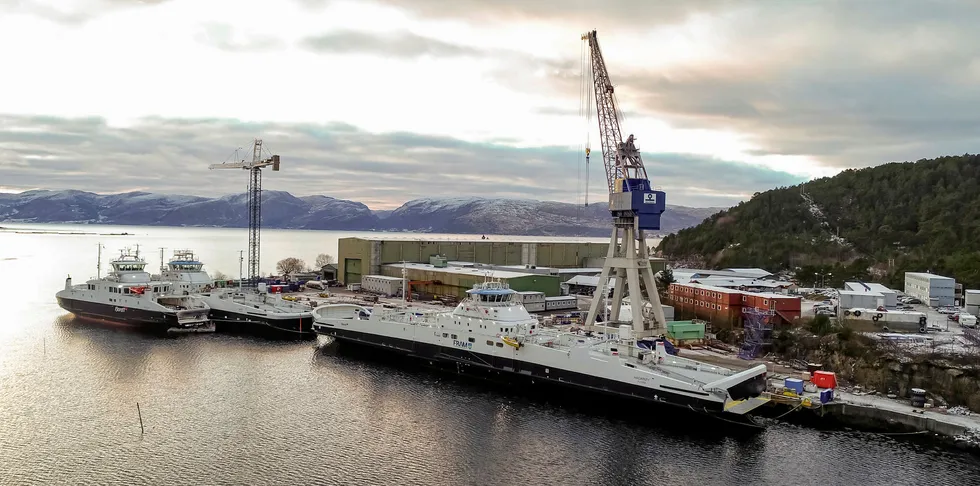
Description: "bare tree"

(213, 270), (228, 280)
(277, 257), (306, 276)
(315, 253), (335, 268)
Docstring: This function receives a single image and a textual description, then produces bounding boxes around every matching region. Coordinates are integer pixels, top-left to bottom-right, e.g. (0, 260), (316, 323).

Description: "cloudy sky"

(1, 0), (978, 209)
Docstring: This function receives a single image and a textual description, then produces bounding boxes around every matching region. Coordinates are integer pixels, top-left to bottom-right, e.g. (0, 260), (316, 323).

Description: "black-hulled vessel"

(200, 285), (315, 339)
(158, 249), (315, 339)
(55, 248), (212, 332)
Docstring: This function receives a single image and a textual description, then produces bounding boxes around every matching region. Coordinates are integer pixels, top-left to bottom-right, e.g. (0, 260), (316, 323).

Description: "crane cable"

(579, 37), (593, 209)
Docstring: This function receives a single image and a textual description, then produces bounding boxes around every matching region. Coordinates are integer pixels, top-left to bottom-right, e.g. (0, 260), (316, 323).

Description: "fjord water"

(1, 224), (978, 485)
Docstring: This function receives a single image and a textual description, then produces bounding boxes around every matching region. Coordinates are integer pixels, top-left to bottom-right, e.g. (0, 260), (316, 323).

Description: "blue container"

(819, 388), (834, 404)
(784, 378), (804, 395)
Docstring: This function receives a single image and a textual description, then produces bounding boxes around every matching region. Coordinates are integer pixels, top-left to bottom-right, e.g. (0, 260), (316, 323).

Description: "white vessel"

(157, 249), (315, 339)
(312, 281), (770, 418)
(200, 286), (316, 339)
(56, 248), (211, 332)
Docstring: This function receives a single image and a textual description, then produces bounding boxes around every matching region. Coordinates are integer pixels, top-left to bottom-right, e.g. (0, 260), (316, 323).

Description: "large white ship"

(56, 249), (212, 332)
(312, 281), (770, 419)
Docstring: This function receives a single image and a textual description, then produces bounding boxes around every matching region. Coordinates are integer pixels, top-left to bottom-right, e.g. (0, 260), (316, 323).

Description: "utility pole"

(96, 243), (103, 278)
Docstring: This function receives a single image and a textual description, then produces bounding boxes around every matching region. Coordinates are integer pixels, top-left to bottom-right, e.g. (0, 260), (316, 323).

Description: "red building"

(740, 292), (802, 325)
(668, 283), (744, 328)
(668, 283), (802, 328)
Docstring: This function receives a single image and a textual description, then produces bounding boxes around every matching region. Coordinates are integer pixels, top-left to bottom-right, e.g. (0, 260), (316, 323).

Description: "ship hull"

(209, 307), (315, 340)
(318, 325), (731, 414)
(57, 295), (181, 331)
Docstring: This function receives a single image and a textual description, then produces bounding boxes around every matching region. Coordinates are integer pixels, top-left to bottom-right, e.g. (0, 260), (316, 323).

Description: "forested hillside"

(659, 154), (980, 289)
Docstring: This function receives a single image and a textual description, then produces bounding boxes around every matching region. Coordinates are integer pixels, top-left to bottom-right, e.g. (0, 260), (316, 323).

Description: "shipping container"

(360, 275), (404, 296)
(842, 307), (928, 332)
(523, 302), (546, 313)
(515, 291), (546, 304)
(544, 296), (578, 311)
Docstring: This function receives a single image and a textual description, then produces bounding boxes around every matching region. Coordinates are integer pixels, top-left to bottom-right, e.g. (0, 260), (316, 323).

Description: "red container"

(812, 371), (837, 389)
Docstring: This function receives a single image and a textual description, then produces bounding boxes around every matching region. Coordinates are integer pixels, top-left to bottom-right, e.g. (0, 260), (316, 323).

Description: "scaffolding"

(738, 307), (774, 360)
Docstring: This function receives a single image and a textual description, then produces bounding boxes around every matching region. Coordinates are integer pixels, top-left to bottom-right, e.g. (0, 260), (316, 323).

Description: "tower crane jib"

(208, 139), (281, 286)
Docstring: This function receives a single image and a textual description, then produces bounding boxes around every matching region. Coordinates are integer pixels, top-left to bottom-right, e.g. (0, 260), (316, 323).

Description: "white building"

(904, 272), (955, 307)
(844, 282), (897, 308)
(838, 290), (884, 310)
(360, 275), (404, 297)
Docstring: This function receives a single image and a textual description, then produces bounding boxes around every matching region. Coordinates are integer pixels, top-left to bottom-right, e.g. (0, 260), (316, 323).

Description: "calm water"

(1, 224), (978, 485)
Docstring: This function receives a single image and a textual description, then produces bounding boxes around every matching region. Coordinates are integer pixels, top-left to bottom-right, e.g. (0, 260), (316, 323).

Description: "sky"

(1, 0), (979, 209)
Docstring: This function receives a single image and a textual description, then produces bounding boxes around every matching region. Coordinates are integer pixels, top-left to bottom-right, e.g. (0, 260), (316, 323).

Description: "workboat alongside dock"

(157, 249), (315, 339)
(55, 249), (212, 332)
(313, 281), (770, 420)
(200, 285), (315, 339)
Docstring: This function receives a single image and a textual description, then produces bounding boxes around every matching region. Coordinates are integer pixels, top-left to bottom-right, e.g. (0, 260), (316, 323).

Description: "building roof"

(384, 262), (544, 280)
(723, 268), (773, 278)
(342, 236), (606, 244)
(844, 282), (895, 293)
(692, 277), (793, 289)
(673, 267), (777, 281)
(565, 275), (617, 287)
(672, 282), (743, 294)
(743, 291), (801, 300)
(905, 272), (955, 281)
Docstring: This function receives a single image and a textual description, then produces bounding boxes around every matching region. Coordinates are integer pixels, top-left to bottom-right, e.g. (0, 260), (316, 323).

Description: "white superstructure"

(313, 281), (769, 417)
(160, 250), (213, 293)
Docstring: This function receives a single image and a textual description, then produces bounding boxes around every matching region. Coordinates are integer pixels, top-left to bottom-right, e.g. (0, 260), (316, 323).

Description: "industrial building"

(671, 267), (796, 293)
(904, 272), (955, 307)
(838, 282), (898, 310)
(838, 290), (884, 311)
(966, 290), (980, 316)
(381, 262), (560, 299)
(337, 237), (665, 285)
(667, 282), (802, 328)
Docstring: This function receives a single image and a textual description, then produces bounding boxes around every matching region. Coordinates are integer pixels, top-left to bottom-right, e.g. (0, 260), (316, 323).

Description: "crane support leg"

(585, 220), (666, 336)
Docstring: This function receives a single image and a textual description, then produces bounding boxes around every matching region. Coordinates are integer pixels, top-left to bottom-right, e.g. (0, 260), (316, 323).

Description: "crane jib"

(583, 31), (666, 232)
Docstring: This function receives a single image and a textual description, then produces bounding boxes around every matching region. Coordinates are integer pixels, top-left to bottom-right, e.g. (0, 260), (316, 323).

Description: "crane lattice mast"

(581, 30), (668, 334)
(209, 139), (280, 286)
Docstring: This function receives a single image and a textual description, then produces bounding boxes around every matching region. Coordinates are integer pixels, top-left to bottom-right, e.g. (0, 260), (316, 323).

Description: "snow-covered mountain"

(0, 190), (720, 236)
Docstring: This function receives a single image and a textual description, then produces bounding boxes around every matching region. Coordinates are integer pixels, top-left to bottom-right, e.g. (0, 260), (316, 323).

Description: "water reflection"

(1, 226), (979, 485)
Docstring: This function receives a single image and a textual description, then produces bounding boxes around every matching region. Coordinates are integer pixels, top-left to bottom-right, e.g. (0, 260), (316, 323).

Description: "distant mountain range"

(0, 190), (722, 237)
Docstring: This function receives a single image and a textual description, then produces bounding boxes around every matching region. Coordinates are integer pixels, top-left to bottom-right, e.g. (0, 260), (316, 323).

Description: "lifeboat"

(502, 336), (520, 349)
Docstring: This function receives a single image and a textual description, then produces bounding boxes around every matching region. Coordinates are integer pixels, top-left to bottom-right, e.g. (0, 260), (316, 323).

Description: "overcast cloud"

(0, 115), (803, 208)
(0, 0), (977, 208)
